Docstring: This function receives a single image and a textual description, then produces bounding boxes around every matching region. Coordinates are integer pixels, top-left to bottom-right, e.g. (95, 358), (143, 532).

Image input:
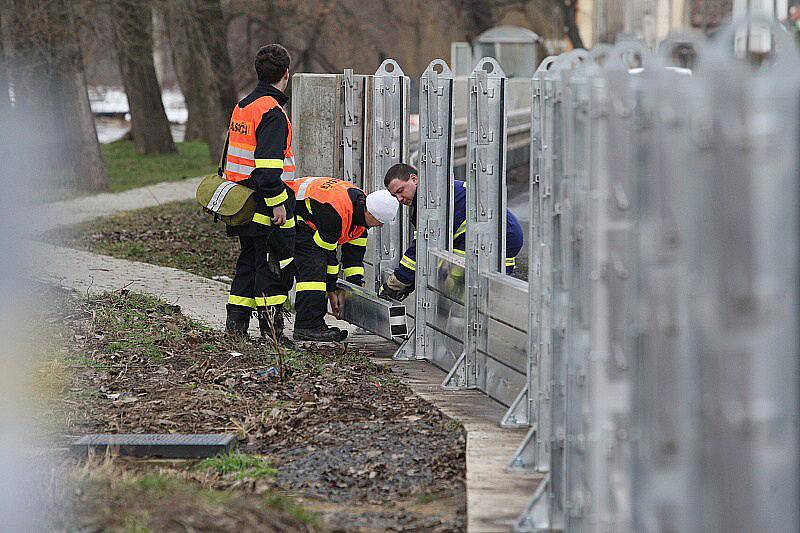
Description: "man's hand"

(378, 273), (413, 301)
(328, 289), (346, 318)
(272, 205), (287, 226)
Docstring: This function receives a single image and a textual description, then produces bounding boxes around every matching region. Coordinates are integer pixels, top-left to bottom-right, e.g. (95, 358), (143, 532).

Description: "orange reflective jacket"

(286, 177), (367, 244)
(224, 96), (296, 183)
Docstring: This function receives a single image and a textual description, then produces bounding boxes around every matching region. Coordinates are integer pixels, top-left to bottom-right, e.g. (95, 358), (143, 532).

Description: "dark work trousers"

(294, 224), (331, 329)
(228, 224), (296, 317)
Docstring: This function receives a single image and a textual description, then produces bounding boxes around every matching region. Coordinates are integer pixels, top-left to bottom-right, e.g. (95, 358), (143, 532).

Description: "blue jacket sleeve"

(394, 239), (417, 285)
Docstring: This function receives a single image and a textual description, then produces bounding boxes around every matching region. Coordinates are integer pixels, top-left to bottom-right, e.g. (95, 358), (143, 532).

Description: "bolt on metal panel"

(367, 59), (410, 292)
(394, 59), (455, 362)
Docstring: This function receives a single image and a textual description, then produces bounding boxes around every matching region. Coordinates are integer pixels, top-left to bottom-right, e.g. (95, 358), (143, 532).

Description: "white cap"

(366, 189), (399, 224)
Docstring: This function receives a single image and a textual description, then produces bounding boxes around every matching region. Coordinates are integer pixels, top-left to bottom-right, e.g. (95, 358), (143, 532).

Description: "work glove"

(378, 273), (413, 302)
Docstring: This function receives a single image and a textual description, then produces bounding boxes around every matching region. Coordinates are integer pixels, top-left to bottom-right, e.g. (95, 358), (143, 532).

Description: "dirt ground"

(37, 285), (465, 531)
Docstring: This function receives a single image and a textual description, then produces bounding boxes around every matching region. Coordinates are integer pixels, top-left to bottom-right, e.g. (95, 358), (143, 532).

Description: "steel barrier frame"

(290, 22), (800, 528)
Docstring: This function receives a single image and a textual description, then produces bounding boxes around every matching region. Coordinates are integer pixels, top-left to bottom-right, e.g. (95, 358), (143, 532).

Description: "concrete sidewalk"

(33, 176), (203, 234)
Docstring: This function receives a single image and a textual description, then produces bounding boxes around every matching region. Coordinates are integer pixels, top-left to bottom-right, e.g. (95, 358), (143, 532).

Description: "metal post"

(443, 57), (506, 390)
(368, 59), (410, 292)
(394, 59), (454, 361)
(503, 57), (558, 432)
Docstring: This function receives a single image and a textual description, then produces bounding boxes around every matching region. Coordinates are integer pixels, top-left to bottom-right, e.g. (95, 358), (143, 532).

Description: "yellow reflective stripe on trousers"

(453, 248), (465, 255)
(343, 266), (364, 277)
(506, 257), (516, 266)
(327, 265), (340, 275)
(279, 257), (294, 269)
(252, 213), (271, 225)
(313, 231), (337, 250)
(296, 281), (327, 292)
(254, 158), (284, 169)
(256, 295), (287, 306)
(349, 237), (367, 247)
(264, 189), (288, 207)
(400, 255), (416, 271)
(228, 295), (256, 308)
(453, 220), (467, 239)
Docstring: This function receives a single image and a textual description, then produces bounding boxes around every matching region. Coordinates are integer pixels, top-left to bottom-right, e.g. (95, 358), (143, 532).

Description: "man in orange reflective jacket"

(223, 44), (296, 346)
(287, 177), (399, 342)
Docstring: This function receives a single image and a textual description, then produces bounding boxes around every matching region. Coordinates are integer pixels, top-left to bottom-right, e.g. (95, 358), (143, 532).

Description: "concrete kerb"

(33, 179), (540, 532)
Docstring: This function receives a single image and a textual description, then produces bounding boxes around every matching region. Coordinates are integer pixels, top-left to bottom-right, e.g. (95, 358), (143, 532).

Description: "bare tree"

(162, 0), (235, 161)
(559, 0), (584, 49)
(4, 0), (107, 192)
(110, 0), (176, 155)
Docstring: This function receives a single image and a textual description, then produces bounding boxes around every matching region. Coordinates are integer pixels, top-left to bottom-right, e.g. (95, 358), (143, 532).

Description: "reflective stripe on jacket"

(224, 96), (296, 191)
(286, 177), (368, 245)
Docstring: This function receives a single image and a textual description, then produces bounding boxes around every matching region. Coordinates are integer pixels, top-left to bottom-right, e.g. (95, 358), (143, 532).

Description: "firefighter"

(223, 44), (297, 346)
(286, 176), (399, 342)
(378, 163), (524, 300)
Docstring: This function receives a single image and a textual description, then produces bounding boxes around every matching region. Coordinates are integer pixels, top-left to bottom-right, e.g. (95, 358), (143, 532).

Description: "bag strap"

(217, 131), (230, 177)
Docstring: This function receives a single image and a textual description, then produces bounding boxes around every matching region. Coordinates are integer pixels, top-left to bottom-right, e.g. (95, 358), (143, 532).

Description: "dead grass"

(44, 455), (317, 532)
(35, 286), (466, 531)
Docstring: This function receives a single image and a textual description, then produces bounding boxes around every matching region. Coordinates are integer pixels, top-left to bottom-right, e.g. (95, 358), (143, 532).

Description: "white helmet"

(366, 189), (399, 224)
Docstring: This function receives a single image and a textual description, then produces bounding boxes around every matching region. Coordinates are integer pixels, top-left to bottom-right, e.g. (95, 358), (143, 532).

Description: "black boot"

(259, 306), (296, 349)
(225, 304), (251, 338)
(293, 324), (348, 342)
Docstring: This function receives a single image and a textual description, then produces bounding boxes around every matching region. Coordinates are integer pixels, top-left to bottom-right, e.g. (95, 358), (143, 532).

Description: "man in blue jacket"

(378, 163), (524, 301)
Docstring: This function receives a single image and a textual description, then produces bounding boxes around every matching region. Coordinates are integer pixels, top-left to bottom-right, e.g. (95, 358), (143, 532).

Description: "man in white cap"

(285, 176), (399, 341)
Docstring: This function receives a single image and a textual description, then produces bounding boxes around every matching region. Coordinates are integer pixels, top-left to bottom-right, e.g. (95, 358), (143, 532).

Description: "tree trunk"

(163, 0), (229, 161)
(0, 9), (10, 114)
(5, 0), (108, 192)
(459, 0), (496, 42)
(168, 25), (206, 143)
(201, 0), (237, 114)
(561, 0), (584, 50)
(111, 1), (176, 155)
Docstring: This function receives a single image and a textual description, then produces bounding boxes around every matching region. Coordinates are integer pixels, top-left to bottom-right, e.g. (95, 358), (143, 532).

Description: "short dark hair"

(255, 44), (290, 84)
(384, 163), (417, 187)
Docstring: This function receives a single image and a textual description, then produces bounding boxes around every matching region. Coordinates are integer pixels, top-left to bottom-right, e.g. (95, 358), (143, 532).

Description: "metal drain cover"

(70, 433), (238, 458)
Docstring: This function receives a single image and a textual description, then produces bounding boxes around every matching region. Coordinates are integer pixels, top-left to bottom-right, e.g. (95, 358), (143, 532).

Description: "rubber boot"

(225, 304), (251, 338)
(293, 324), (348, 342)
(259, 306), (296, 349)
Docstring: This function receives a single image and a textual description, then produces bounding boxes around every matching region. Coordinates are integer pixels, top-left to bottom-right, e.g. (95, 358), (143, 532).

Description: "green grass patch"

(101, 140), (217, 193)
(264, 493), (321, 526)
(196, 452), (278, 481)
(415, 492), (441, 504)
(48, 464), (314, 532)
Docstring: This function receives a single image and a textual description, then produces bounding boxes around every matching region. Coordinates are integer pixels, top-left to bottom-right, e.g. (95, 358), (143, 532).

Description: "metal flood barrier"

(511, 18), (800, 532)
(292, 16), (799, 530)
